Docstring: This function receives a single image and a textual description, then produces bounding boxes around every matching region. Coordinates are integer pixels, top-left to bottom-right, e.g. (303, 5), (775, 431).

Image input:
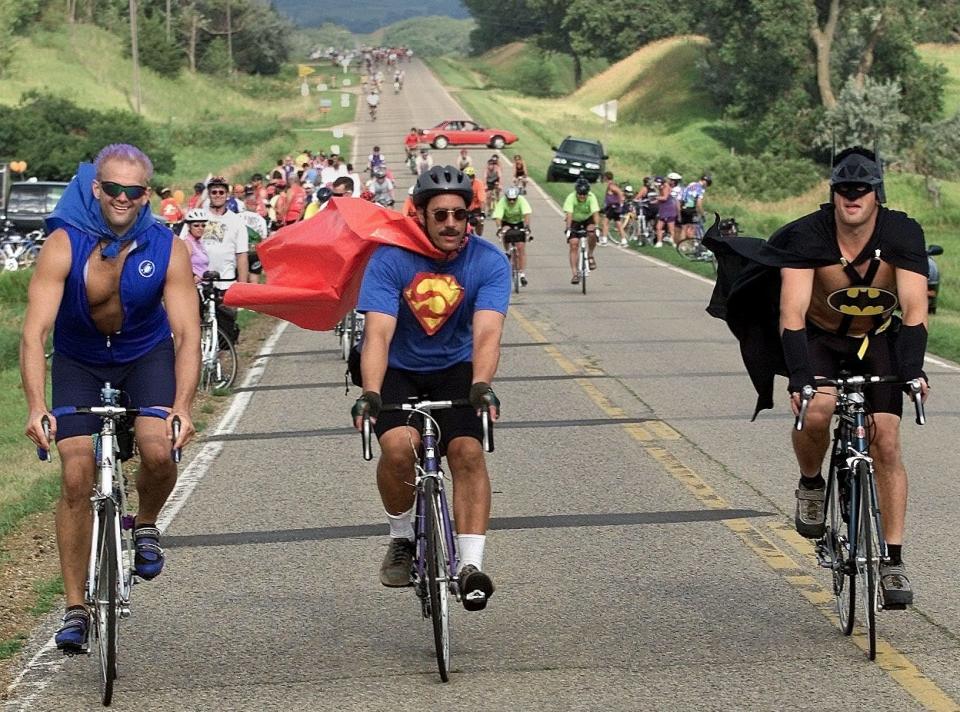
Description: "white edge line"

(4, 320), (290, 710)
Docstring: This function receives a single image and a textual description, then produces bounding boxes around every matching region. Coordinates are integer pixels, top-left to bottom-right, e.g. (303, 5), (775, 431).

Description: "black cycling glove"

(781, 328), (814, 394)
(351, 391), (382, 420)
(469, 382), (500, 418)
(896, 323), (928, 384)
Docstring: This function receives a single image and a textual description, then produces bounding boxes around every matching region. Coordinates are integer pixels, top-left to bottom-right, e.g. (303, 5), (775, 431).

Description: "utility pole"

(130, 0), (142, 113)
(226, 0), (233, 74)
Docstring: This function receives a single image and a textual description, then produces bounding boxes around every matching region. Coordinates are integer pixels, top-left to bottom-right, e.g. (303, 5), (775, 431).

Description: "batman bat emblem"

(826, 286), (898, 317)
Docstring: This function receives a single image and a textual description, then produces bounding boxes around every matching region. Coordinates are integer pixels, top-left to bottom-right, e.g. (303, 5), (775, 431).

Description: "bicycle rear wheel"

(675, 237), (702, 260)
(855, 459), (878, 659)
(827, 465), (855, 635)
(212, 327), (238, 390)
(424, 477), (451, 682)
(93, 499), (118, 705)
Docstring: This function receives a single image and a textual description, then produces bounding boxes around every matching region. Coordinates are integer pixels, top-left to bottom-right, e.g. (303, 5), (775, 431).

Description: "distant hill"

(273, 0), (469, 33)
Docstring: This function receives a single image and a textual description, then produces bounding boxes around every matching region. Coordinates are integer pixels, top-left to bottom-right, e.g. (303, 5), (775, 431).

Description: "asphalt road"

(6, 59), (960, 711)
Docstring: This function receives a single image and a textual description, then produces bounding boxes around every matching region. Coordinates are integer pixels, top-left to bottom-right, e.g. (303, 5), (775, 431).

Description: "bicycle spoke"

(424, 478), (451, 681)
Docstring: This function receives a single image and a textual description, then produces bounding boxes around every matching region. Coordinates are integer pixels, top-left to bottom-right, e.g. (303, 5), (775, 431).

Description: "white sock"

(457, 534), (486, 572)
(386, 506), (415, 540)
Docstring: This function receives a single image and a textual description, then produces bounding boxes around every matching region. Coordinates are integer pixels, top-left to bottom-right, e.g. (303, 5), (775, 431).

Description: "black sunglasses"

(208, 188), (228, 196)
(100, 181), (147, 200)
(188, 221), (207, 227)
(430, 208), (469, 222)
(834, 182), (873, 199)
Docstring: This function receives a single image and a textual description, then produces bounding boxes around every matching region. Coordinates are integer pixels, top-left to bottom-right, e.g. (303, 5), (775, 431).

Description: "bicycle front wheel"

(92, 499), (118, 705)
(828, 465), (855, 636)
(855, 459), (879, 659)
(211, 328), (238, 391)
(511, 253), (521, 294)
(424, 477), (451, 682)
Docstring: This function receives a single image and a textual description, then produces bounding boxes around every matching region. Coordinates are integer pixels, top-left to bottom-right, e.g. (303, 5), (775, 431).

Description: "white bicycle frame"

(578, 235), (590, 278)
(200, 290), (220, 380)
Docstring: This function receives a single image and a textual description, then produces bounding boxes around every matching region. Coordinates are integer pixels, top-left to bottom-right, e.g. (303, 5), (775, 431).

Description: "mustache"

(439, 228), (461, 236)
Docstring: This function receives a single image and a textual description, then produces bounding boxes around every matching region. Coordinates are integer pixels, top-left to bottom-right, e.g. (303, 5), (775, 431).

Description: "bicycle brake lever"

(362, 415), (373, 461)
(794, 385), (814, 431)
(171, 415), (182, 463)
(481, 410), (494, 453)
(37, 415), (52, 462)
(909, 380), (925, 426)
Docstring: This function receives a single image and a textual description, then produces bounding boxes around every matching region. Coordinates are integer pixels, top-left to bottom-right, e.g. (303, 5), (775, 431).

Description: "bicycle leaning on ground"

(675, 216), (716, 271)
(1, 223), (44, 272)
(198, 271), (238, 392)
(359, 398), (494, 682)
(796, 374), (925, 661)
(38, 384), (181, 705)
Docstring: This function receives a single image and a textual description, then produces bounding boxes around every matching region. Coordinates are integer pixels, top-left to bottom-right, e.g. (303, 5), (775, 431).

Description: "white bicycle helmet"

(185, 208), (210, 222)
(504, 186), (521, 200)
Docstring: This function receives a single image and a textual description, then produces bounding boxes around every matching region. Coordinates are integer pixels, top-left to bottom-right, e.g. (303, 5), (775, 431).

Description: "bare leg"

(871, 414), (907, 545)
(446, 437), (491, 534)
(56, 437), (97, 608)
(376, 426), (420, 513)
(134, 415), (179, 523)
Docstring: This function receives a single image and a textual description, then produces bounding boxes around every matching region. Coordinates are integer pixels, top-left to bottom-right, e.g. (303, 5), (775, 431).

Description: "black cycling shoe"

(459, 565), (494, 611)
(880, 563), (914, 608)
(55, 609), (89, 654)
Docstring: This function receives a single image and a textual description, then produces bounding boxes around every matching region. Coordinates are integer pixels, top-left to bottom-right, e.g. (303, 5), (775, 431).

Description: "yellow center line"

(508, 307), (960, 712)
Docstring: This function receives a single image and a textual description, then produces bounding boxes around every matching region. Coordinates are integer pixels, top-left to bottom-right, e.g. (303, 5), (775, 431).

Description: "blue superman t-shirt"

(357, 238), (511, 372)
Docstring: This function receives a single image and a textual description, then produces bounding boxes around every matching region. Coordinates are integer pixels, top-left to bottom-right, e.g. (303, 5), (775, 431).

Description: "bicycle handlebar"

(794, 376), (925, 431)
(360, 398), (494, 461)
(36, 406), (178, 461)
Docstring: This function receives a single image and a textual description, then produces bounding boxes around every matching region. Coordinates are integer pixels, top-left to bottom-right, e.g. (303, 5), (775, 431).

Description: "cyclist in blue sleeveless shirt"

(20, 144), (200, 652)
(351, 165), (510, 611)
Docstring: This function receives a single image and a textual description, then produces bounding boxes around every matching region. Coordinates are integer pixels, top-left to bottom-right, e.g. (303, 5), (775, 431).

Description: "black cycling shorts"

(806, 323), (902, 417)
(501, 222), (527, 244)
(604, 204), (622, 220)
(375, 361), (482, 453)
(680, 208), (700, 225)
(567, 219), (596, 241)
(52, 338), (176, 441)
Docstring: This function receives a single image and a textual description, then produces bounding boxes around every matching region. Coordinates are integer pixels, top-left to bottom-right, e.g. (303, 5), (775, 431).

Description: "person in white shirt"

(416, 148), (434, 176)
(201, 176), (248, 289)
(320, 158), (339, 187)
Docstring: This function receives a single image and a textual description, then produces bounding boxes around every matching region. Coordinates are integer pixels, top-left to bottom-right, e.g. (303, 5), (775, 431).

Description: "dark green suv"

(3, 180), (68, 232)
(546, 137), (608, 183)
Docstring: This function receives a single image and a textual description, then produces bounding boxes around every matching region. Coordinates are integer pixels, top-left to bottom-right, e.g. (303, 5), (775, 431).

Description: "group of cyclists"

(11, 46), (932, 680)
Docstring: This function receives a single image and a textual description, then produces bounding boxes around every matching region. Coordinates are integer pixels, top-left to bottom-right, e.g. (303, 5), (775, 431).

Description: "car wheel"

(433, 136), (449, 149)
(490, 136), (505, 149)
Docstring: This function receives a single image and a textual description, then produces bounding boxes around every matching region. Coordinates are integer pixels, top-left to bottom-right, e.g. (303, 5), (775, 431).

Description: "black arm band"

(895, 323), (928, 382)
(781, 328), (814, 393)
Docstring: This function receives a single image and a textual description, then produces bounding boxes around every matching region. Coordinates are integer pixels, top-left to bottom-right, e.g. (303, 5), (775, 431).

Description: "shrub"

(709, 153), (822, 201)
(511, 57), (558, 98)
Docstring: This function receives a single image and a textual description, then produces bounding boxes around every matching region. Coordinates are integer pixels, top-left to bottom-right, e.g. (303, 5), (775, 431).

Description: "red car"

(418, 120), (518, 150)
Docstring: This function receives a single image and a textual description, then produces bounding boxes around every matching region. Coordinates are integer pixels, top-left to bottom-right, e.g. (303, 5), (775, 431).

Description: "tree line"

(463, 0), (960, 180)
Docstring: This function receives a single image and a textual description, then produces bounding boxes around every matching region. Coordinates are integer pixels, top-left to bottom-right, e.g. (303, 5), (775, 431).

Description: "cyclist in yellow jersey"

(493, 186), (533, 285)
(562, 178), (600, 284)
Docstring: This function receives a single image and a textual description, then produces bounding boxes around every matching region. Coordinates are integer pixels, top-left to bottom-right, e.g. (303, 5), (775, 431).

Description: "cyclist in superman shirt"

(493, 185), (532, 286)
(351, 165), (510, 611)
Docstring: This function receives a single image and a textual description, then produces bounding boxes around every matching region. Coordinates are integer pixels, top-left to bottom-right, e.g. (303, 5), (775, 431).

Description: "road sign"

(340, 93), (350, 108)
(297, 64), (315, 78)
(589, 100), (618, 123)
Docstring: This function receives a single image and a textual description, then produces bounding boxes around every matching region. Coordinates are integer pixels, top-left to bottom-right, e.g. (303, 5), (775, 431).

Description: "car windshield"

(560, 140), (602, 158)
(7, 185), (66, 213)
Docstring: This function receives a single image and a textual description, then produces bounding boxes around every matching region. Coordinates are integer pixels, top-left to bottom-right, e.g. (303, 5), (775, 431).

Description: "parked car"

(546, 137), (608, 182)
(3, 180), (69, 233)
(928, 244), (944, 314)
(418, 121), (518, 150)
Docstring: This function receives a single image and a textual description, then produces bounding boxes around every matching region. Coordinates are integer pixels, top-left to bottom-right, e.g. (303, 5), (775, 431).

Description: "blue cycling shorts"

(51, 337), (176, 441)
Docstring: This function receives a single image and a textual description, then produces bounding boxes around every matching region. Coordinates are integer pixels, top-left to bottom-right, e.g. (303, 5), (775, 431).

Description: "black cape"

(703, 205), (927, 419)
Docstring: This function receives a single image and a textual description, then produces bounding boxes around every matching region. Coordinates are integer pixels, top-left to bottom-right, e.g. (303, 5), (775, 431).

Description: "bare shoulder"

(34, 228), (73, 277)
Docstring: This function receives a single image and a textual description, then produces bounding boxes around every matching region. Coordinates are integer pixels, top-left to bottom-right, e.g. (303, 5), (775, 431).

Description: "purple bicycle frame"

(414, 426), (459, 584)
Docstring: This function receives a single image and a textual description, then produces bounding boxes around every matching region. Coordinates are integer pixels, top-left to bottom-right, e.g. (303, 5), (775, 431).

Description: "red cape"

(224, 198), (443, 330)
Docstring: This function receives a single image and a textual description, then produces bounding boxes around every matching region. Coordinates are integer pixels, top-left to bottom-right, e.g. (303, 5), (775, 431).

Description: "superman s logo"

(403, 272), (465, 335)
(826, 287), (898, 317)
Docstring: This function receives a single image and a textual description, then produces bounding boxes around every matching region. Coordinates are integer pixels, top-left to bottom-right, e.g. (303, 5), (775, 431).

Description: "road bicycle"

(38, 384), (180, 705)
(499, 225), (529, 294)
(675, 218), (717, 271)
(569, 224), (592, 295)
(360, 399), (494, 682)
(796, 374), (925, 660)
(468, 210), (485, 237)
(484, 179), (500, 215)
(198, 271), (239, 392)
(335, 309), (365, 361)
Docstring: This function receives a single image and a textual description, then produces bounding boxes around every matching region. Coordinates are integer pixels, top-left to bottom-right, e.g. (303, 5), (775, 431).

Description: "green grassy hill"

(0, 23), (356, 188)
(426, 38), (960, 359)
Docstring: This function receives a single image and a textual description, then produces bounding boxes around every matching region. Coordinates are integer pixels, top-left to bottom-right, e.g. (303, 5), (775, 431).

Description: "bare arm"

(235, 251), (249, 283)
(354, 311), (396, 428)
(164, 238), (201, 448)
(20, 230), (72, 447)
(779, 267), (815, 332)
(472, 309), (505, 420)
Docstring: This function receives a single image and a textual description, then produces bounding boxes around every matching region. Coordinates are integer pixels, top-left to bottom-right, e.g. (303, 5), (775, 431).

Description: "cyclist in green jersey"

(493, 186), (533, 285)
(562, 178), (600, 284)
